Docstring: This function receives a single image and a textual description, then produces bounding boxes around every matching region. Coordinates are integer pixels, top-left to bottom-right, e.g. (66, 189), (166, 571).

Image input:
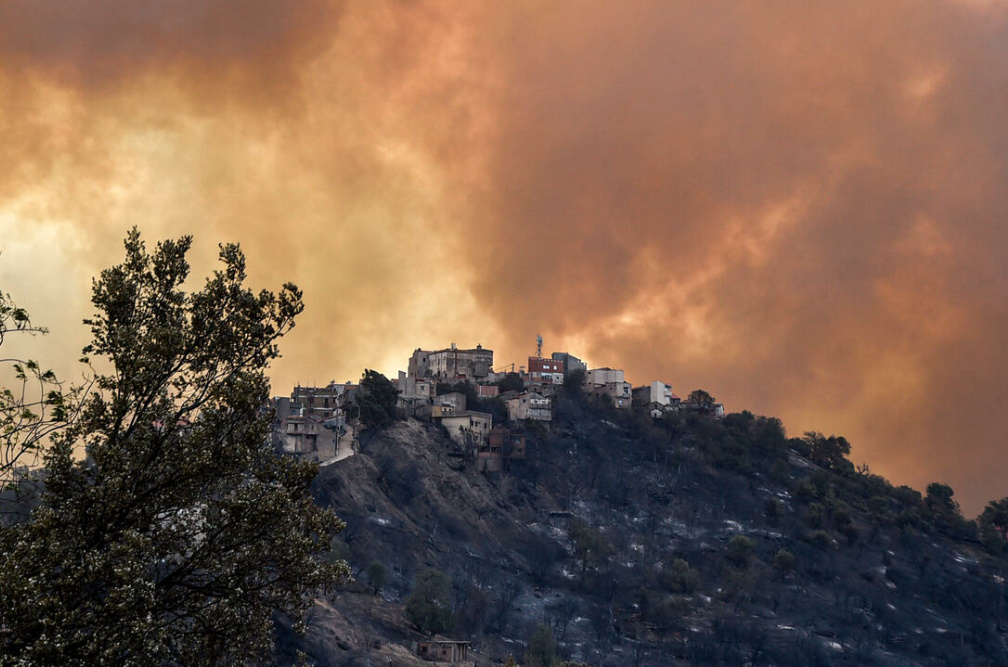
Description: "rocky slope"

(279, 392), (1008, 667)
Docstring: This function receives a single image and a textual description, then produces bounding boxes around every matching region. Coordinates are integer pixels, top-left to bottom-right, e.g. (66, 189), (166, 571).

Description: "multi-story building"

(441, 411), (493, 448)
(586, 368), (633, 409)
(632, 381), (681, 408)
(271, 381), (352, 462)
(408, 344), (493, 382)
(475, 427), (527, 472)
(397, 371), (434, 406)
(506, 391), (552, 423)
(552, 351), (587, 376)
(528, 356), (564, 385)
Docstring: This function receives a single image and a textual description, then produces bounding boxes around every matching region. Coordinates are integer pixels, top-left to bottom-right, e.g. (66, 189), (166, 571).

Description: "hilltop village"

(270, 341), (724, 468)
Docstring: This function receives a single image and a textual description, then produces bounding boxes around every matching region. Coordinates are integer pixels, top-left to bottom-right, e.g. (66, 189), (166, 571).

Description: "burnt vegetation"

(299, 385), (1008, 667)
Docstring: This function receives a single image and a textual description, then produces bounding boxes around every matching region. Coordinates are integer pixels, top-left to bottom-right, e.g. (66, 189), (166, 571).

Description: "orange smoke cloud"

(1, 1), (1007, 514)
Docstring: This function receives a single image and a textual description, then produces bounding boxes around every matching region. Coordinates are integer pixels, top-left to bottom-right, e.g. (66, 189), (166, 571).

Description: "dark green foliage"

(922, 483), (977, 539)
(687, 389), (715, 408)
(664, 557), (700, 594)
(892, 484), (924, 509)
(478, 396), (508, 424)
(806, 530), (834, 550)
(311, 372), (1008, 666)
(561, 368), (585, 397)
(567, 518), (610, 583)
(356, 369), (399, 429)
(842, 522), (860, 545)
(764, 497), (783, 523)
(498, 372), (525, 393)
(0, 231), (349, 666)
(832, 507), (852, 530)
(926, 482), (957, 513)
(722, 411), (788, 461)
(806, 502), (826, 527)
(366, 560), (387, 596)
(979, 498), (1008, 552)
(726, 535), (754, 568)
(525, 624), (558, 667)
(405, 568), (454, 636)
(802, 431), (851, 469)
(769, 457), (791, 484)
(773, 549), (795, 574)
(523, 533), (564, 585)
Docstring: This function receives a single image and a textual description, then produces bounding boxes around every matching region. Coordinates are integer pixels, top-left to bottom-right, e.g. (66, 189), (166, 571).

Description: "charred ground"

(281, 389), (1008, 667)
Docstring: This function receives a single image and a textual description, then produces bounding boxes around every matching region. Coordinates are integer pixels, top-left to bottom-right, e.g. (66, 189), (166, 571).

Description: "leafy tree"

(802, 431), (851, 469)
(0, 231), (349, 665)
(498, 372), (525, 394)
(525, 623), (559, 667)
(562, 368), (585, 397)
(726, 535), (754, 568)
(764, 497), (783, 523)
(924, 482), (977, 538)
(685, 388), (717, 411)
(979, 498), (1008, 551)
(925, 482), (959, 516)
(405, 568), (454, 635)
(0, 292), (85, 493)
(568, 518), (610, 582)
(806, 530), (834, 550)
(663, 557), (700, 594)
(366, 560), (387, 596)
(773, 549), (795, 575)
(356, 369), (399, 429)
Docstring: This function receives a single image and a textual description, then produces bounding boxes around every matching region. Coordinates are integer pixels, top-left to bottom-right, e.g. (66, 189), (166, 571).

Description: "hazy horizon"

(2, 0), (1008, 515)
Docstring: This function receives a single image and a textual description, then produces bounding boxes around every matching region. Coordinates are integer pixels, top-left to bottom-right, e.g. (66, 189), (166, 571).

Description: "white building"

(441, 411), (493, 448)
(633, 381), (681, 408)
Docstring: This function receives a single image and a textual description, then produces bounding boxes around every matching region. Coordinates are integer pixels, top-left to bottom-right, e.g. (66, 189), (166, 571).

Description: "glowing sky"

(2, 0), (1008, 514)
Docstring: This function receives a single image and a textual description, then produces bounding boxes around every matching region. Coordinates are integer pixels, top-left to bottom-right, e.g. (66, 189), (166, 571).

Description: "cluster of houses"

(269, 340), (723, 466)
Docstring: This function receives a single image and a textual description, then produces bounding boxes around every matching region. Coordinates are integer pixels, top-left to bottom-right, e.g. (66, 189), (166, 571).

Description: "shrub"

(806, 530), (834, 550)
(726, 535), (755, 568)
(366, 560), (387, 596)
(773, 549), (795, 574)
(664, 557), (701, 594)
(405, 569), (454, 635)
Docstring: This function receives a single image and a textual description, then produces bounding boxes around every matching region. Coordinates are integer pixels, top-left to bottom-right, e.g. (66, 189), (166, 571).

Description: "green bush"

(726, 535), (754, 568)
(664, 557), (701, 594)
(366, 560), (387, 596)
(773, 549), (795, 574)
(405, 569), (454, 636)
(806, 530), (834, 550)
(525, 624), (558, 667)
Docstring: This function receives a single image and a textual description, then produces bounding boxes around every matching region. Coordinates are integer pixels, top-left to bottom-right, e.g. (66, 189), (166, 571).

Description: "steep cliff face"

(282, 397), (1008, 667)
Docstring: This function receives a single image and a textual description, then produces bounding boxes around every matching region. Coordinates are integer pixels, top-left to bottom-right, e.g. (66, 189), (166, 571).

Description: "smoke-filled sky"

(2, 0), (1008, 514)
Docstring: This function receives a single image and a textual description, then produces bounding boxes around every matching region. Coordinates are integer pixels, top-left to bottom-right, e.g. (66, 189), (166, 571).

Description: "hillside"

(279, 390), (1008, 667)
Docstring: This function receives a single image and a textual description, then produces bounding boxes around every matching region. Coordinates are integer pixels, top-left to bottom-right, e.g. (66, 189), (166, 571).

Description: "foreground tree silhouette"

(0, 291), (84, 494)
(0, 230), (349, 665)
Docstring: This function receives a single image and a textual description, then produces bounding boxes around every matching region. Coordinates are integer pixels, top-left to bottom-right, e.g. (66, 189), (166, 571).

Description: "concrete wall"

(441, 411), (492, 447)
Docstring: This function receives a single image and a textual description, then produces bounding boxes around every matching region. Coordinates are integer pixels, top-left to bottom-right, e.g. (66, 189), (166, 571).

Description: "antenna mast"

(536, 334), (543, 359)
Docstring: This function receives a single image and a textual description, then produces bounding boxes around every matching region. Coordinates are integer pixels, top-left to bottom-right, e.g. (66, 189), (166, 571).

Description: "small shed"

(416, 639), (470, 663)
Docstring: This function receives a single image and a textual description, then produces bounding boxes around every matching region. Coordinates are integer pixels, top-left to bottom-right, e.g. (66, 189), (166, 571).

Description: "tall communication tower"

(536, 334), (543, 359)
